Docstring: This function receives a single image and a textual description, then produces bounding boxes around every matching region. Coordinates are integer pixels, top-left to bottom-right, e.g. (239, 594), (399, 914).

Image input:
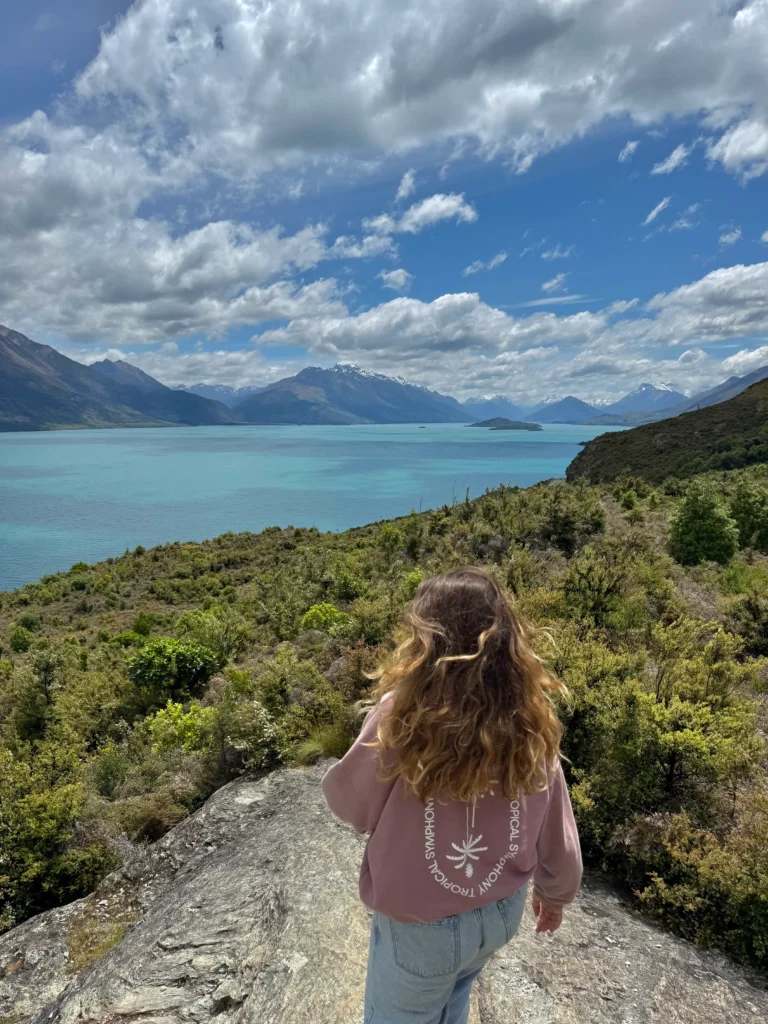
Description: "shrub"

(148, 701), (217, 753)
(401, 569), (425, 600)
(10, 626), (33, 653)
(300, 602), (349, 634)
(669, 483), (739, 566)
(109, 631), (147, 648)
(729, 477), (768, 551)
(539, 484), (605, 556)
(16, 613), (40, 633)
(174, 606), (251, 666)
(127, 638), (218, 705)
(132, 612), (154, 637)
(212, 697), (279, 772)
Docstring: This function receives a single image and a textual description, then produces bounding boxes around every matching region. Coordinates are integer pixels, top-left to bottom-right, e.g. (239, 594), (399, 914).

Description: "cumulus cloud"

(396, 169), (417, 201)
(643, 197), (672, 225)
(619, 140), (639, 163)
(365, 193), (477, 236)
(462, 251), (507, 276)
(70, 0), (768, 182)
(719, 227), (742, 246)
(762, 229), (768, 242)
(542, 273), (569, 293)
(721, 345), (768, 376)
(378, 268), (414, 292)
(651, 144), (691, 175)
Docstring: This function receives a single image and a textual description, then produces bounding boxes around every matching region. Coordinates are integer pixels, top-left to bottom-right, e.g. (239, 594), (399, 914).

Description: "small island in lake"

(468, 417), (543, 431)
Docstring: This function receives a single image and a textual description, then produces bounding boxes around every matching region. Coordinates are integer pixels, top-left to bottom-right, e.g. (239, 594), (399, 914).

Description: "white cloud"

(541, 244), (574, 260)
(762, 229), (768, 243)
(396, 169), (416, 201)
(68, 0), (768, 182)
(619, 140), (639, 163)
(329, 234), (397, 259)
(719, 227), (742, 246)
(365, 193), (477, 236)
(378, 268), (413, 292)
(643, 197), (672, 225)
(462, 251), (507, 276)
(721, 346), (768, 376)
(542, 272), (569, 293)
(708, 117), (768, 181)
(651, 143), (691, 175)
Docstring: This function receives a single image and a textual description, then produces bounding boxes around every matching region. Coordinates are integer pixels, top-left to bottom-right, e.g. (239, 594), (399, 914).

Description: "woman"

(323, 566), (582, 1024)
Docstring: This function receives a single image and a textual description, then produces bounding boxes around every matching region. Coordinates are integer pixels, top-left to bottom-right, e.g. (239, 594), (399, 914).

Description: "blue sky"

(1, 1), (768, 404)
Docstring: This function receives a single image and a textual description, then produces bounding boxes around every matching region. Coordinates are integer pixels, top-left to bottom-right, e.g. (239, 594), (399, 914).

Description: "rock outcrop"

(1, 763), (766, 1023)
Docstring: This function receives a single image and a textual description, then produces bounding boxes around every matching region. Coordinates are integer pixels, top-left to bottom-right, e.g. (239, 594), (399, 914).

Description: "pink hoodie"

(322, 702), (582, 924)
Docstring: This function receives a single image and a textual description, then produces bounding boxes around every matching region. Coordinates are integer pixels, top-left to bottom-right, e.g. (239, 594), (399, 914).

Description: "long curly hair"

(369, 566), (565, 803)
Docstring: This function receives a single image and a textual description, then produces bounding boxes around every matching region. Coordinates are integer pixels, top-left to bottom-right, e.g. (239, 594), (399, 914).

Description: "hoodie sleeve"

(532, 760), (583, 910)
(321, 704), (397, 835)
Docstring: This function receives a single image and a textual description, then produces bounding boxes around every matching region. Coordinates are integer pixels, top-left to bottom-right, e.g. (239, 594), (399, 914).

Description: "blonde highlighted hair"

(370, 566), (565, 803)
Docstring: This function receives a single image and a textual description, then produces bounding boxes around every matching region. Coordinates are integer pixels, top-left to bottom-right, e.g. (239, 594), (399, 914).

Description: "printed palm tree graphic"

(446, 806), (488, 878)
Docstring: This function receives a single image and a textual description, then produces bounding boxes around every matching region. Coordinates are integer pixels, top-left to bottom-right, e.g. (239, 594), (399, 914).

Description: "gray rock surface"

(0, 763), (765, 1023)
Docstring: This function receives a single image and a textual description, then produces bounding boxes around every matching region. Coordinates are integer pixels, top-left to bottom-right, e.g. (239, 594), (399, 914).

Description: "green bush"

(10, 626), (33, 653)
(300, 602), (349, 634)
(174, 606), (251, 666)
(148, 701), (217, 753)
(132, 612), (154, 637)
(127, 638), (218, 705)
(669, 482), (739, 565)
(729, 477), (768, 551)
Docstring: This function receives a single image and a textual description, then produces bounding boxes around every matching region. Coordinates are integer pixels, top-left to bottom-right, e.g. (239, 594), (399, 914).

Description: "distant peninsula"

(469, 417), (543, 431)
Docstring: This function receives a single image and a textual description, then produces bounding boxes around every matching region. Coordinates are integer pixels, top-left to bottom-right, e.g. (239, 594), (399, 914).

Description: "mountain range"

(2, 324), (768, 431)
(0, 326), (237, 431)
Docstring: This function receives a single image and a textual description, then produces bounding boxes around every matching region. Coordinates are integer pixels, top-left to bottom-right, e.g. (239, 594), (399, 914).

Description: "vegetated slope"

(567, 378), (768, 483)
(0, 327), (236, 430)
(1, 470), (767, 971)
(236, 364), (470, 424)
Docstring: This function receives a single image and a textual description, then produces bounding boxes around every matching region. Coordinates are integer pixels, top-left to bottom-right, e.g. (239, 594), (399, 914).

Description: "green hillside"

(567, 378), (768, 483)
(1, 472), (768, 968)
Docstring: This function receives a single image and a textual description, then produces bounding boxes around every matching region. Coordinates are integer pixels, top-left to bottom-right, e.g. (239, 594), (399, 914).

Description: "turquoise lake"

(0, 423), (622, 591)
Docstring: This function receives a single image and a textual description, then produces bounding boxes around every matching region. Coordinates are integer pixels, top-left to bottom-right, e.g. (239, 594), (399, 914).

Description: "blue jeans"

(364, 886), (527, 1024)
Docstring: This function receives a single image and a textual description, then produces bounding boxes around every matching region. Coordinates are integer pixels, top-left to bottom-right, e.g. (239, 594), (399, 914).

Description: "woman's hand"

(532, 895), (564, 934)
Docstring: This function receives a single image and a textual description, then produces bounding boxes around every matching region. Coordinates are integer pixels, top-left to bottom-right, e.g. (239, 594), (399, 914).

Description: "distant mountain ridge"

(180, 383), (268, 407)
(461, 395), (527, 420)
(235, 364), (470, 424)
(0, 326), (236, 431)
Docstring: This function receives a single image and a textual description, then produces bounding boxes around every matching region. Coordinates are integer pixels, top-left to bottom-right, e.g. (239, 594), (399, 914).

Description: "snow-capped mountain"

(234, 364), (470, 424)
(604, 382), (688, 416)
